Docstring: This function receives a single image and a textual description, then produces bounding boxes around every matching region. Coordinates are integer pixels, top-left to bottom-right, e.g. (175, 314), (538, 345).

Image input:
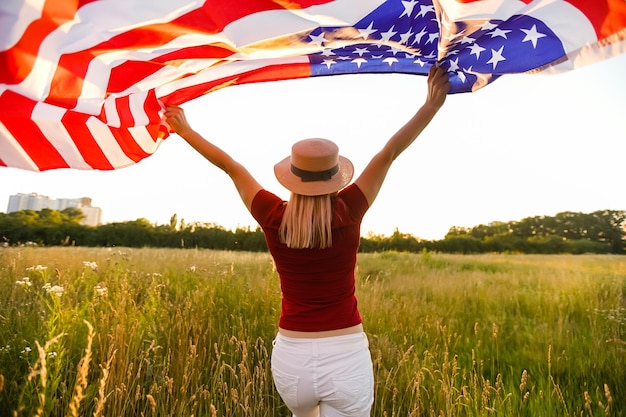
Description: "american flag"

(1, 0), (625, 172)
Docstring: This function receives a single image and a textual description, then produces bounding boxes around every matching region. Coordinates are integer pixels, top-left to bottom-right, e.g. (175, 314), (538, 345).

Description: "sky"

(1, 54), (625, 240)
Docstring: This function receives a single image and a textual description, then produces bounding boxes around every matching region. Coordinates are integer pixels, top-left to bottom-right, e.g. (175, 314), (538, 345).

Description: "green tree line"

(1, 208), (624, 254)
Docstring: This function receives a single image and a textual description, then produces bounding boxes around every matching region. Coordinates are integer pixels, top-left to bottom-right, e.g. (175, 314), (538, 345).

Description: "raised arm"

(164, 105), (263, 212)
(354, 66), (450, 206)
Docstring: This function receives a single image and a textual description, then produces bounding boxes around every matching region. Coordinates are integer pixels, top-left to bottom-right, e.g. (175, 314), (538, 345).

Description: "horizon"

(1, 191), (622, 240)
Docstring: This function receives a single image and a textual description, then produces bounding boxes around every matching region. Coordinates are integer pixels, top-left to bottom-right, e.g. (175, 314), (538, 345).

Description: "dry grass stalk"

(146, 394), (157, 414)
(68, 320), (94, 417)
(93, 351), (116, 417)
(26, 333), (65, 417)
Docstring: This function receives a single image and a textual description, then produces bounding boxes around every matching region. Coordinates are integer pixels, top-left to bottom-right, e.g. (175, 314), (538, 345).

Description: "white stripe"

(223, 0), (386, 47)
(437, 0), (596, 53)
(129, 91), (150, 127)
(128, 126), (164, 155)
(154, 56), (310, 98)
(103, 95), (121, 128)
(521, 0), (596, 53)
(537, 33), (626, 73)
(52, 0), (203, 53)
(0, 0), (45, 50)
(437, 0), (526, 21)
(85, 117), (137, 168)
(0, 121), (40, 171)
(31, 103), (93, 169)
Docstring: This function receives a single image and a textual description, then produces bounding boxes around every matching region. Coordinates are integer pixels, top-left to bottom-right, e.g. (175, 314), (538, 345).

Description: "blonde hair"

(279, 193), (333, 249)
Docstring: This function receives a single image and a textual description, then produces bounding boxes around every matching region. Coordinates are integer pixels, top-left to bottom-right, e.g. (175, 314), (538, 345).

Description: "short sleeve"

(338, 183), (369, 221)
(251, 189), (284, 228)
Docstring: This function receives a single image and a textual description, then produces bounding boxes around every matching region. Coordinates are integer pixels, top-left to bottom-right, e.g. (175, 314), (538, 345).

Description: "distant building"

(7, 193), (102, 226)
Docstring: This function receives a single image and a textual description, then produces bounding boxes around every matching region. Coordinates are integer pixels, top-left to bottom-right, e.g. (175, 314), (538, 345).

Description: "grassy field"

(0, 247), (624, 416)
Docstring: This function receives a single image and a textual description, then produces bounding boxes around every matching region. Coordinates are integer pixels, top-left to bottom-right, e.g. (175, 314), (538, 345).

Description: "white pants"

(271, 332), (374, 417)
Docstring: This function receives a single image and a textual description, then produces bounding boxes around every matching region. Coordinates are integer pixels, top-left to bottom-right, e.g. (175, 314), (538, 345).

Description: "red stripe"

(0, 90), (69, 170)
(195, 0), (334, 28)
(0, 0), (97, 85)
(116, 95), (135, 127)
(564, 0), (626, 39)
(108, 127), (150, 164)
(144, 89), (164, 125)
(159, 61), (311, 105)
(106, 44), (235, 94)
(61, 111), (114, 170)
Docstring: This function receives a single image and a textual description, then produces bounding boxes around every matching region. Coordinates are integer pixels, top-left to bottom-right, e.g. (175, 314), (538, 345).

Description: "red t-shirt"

(251, 183), (370, 332)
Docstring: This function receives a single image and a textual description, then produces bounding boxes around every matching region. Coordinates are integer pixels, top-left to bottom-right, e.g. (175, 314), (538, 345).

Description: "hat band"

(290, 163), (339, 182)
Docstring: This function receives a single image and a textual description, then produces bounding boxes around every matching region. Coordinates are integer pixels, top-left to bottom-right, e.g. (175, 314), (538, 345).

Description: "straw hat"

(274, 138), (354, 196)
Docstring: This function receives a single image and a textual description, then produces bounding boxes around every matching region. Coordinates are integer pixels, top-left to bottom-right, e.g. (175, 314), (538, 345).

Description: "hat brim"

(274, 155), (354, 196)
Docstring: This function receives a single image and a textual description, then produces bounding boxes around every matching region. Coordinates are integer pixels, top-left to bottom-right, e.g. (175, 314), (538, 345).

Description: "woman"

(164, 66), (450, 417)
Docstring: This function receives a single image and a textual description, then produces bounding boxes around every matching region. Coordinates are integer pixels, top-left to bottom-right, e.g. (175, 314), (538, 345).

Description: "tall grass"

(0, 247), (624, 416)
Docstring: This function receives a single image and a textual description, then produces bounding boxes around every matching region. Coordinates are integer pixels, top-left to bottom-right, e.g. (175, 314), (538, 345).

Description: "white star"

(448, 58), (460, 72)
(427, 32), (439, 44)
(486, 45), (506, 70)
(468, 43), (485, 59)
(461, 36), (475, 45)
(414, 58), (427, 67)
(387, 46), (404, 55)
(356, 22), (377, 40)
(399, 29), (414, 44)
(352, 58), (367, 68)
(380, 26), (397, 42)
(489, 28), (511, 39)
(322, 59), (336, 69)
(309, 32), (328, 47)
(353, 47), (369, 57)
(319, 49), (335, 57)
(400, 0), (418, 18)
(413, 28), (428, 44)
(417, 5), (435, 17)
(457, 71), (467, 83)
(481, 21), (498, 31)
(383, 57), (399, 66)
(521, 24), (547, 48)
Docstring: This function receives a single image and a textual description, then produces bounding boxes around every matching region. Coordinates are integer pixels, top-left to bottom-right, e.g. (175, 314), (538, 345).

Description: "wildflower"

(189, 265), (197, 272)
(43, 283), (65, 297)
(15, 277), (32, 287)
(94, 285), (108, 297)
(48, 351), (58, 358)
(83, 261), (98, 270)
(21, 346), (32, 354)
(26, 265), (48, 272)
